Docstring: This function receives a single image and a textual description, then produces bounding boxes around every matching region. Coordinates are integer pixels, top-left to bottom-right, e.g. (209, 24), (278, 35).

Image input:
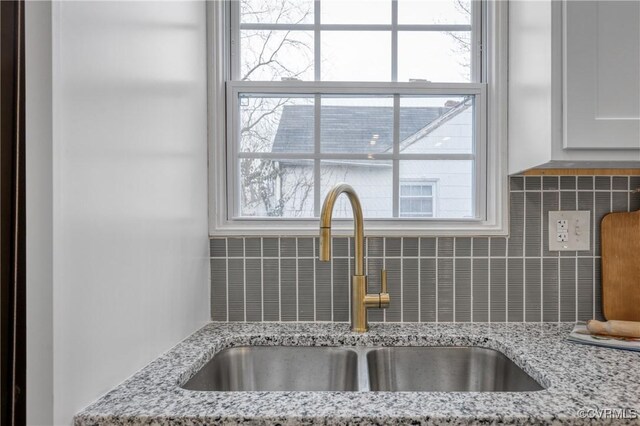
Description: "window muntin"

(230, 87), (483, 220)
(224, 0), (491, 227)
(233, 0), (476, 83)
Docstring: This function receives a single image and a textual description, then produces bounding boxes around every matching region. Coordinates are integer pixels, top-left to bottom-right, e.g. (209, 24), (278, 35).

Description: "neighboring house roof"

(397, 99), (472, 153)
(272, 105), (450, 154)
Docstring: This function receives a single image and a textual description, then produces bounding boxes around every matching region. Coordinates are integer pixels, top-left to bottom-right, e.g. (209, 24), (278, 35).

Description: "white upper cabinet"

(564, 1), (640, 150)
(509, 0), (640, 174)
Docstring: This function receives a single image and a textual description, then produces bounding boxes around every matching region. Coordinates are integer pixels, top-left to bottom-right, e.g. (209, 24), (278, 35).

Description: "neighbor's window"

(213, 0), (506, 233)
(399, 180), (436, 218)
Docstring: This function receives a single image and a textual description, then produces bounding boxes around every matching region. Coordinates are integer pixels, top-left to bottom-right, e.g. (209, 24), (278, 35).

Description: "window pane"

(240, 95), (314, 153)
(321, 0), (391, 24)
(239, 159), (315, 217)
(400, 198), (434, 218)
(399, 96), (473, 154)
(321, 32), (391, 81)
(398, 31), (471, 82)
(321, 160), (392, 218)
(320, 96), (393, 154)
(400, 160), (474, 218)
(241, 30), (314, 81)
(398, 0), (471, 25)
(241, 0), (314, 24)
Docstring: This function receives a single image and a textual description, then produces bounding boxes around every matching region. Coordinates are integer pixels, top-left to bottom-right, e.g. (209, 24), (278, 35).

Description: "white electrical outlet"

(548, 211), (591, 251)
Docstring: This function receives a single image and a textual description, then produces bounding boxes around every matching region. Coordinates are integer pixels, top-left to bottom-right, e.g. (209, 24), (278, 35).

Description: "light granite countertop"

(74, 322), (640, 425)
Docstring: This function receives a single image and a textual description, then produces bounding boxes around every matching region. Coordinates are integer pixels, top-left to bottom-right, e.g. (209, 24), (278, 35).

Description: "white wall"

(26, 1), (210, 424)
(26, 2), (54, 424)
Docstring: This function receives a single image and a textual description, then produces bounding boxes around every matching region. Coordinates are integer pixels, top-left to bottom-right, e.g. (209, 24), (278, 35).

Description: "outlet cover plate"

(548, 211), (591, 251)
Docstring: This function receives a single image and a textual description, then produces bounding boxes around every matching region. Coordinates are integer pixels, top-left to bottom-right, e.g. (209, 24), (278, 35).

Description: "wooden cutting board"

(601, 210), (640, 321)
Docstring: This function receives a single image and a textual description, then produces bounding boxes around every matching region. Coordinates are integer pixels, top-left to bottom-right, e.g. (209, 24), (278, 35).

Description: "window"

(209, 0), (508, 235)
(399, 181), (436, 218)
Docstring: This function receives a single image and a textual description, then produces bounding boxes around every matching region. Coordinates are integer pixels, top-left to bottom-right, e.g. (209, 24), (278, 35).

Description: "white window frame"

(208, 0), (509, 237)
(399, 179), (437, 218)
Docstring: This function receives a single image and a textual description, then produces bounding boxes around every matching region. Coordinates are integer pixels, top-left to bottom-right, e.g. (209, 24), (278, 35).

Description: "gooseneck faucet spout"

(319, 183), (390, 333)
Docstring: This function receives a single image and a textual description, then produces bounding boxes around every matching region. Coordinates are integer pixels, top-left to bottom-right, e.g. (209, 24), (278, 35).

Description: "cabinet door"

(564, 1), (640, 149)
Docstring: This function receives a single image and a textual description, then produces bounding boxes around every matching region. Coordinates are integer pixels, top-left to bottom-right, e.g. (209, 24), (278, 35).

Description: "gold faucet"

(319, 183), (390, 333)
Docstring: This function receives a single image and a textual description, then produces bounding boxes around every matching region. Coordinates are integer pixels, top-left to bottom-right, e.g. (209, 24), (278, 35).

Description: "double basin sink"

(182, 346), (544, 392)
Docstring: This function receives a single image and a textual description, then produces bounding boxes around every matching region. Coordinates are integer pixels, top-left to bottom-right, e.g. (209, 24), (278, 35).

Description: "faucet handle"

(379, 269), (390, 308)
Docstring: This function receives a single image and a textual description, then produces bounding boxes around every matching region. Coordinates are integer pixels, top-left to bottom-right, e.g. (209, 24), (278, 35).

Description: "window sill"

(209, 218), (509, 238)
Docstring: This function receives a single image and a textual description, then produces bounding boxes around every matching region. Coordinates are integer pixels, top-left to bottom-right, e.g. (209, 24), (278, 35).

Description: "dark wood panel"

(1, 1), (26, 424)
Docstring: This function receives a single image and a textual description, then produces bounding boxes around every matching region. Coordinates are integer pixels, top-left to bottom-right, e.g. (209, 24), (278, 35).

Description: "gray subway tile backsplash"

(385, 238), (402, 257)
(245, 259), (262, 322)
(578, 176), (594, 190)
(420, 238), (436, 257)
(507, 258), (524, 322)
(280, 258), (297, 321)
(542, 257), (559, 322)
(524, 176), (541, 191)
(455, 238), (472, 257)
(227, 259), (244, 321)
(472, 258), (489, 322)
(560, 176), (576, 190)
(542, 176), (559, 190)
(402, 258), (419, 322)
(385, 258), (402, 322)
(209, 174), (637, 323)
(210, 259), (227, 321)
(437, 258), (454, 322)
(454, 258), (472, 322)
(227, 238), (244, 258)
(472, 237), (489, 257)
(489, 258), (507, 322)
(419, 258), (437, 322)
(263, 258), (279, 321)
(402, 238), (419, 257)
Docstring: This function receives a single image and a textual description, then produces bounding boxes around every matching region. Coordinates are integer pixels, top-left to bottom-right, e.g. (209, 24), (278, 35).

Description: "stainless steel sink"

(367, 347), (544, 392)
(181, 346), (359, 391)
(181, 345), (544, 392)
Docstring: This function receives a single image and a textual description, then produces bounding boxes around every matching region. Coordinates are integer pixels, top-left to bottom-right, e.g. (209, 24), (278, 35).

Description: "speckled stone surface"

(74, 322), (640, 425)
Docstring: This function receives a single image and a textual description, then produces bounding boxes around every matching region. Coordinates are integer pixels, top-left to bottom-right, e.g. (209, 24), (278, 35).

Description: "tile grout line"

(540, 187), (544, 323)
(557, 189), (562, 322)
(295, 237), (299, 322)
(383, 238), (387, 323)
(243, 237), (247, 322)
(330, 237), (334, 322)
(453, 238), (456, 322)
(574, 186), (579, 322)
(400, 238), (404, 322)
(593, 183), (598, 320)
(225, 238), (229, 322)
(347, 238), (351, 323)
(522, 185), (527, 322)
(278, 238), (282, 322)
(470, 239), (474, 323)
(505, 252), (509, 322)
(418, 237), (421, 322)
(260, 238), (264, 322)
(487, 238), (491, 322)
(435, 237), (439, 323)
(313, 237), (317, 322)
